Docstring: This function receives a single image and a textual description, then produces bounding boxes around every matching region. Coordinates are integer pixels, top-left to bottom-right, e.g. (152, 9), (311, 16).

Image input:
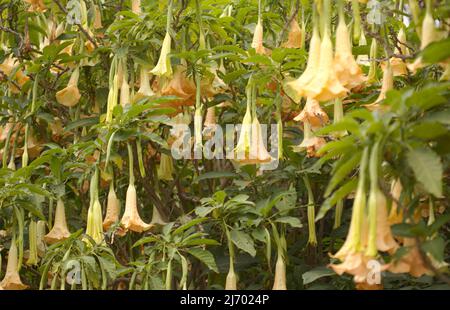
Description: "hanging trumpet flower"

(133, 66), (155, 102)
(293, 121), (326, 158)
(44, 198), (71, 244)
(384, 27), (409, 76)
(334, 2), (366, 90)
(366, 60), (393, 110)
(282, 16), (303, 49)
(225, 227), (237, 290)
(303, 0), (348, 102)
(150, 207), (168, 226)
(251, 0), (267, 55)
(234, 79), (272, 165)
(24, 0), (46, 12)
(330, 147), (378, 283)
(367, 38), (378, 84)
(151, 0), (173, 77)
(285, 10), (321, 103)
(0, 238), (28, 290)
(408, 1), (438, 73)
(120, 59), (131, 107)
(106, 58), (122, 123)
(131, 0), (142, 14)
(26, 220), (39, 266)
(93, 4), (103, 30)
(293, 98), (329, 130)
(158, 153), (174, 181)
(85, 167), (104, 244)
(103, 180), (120, 231)
(356, 30), (370, 66)
(120, 143), (152, 233)
(56, 67), (81, 107)
(0, 55), (30, 93)
(272, 234), (287, 290)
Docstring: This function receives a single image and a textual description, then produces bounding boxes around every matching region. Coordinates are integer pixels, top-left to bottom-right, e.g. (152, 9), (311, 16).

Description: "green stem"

(127, 142), (135, 185)
(303, 175), (317, 246)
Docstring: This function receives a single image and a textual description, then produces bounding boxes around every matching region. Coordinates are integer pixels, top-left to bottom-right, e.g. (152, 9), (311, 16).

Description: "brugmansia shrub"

(0, 0), (449, 291)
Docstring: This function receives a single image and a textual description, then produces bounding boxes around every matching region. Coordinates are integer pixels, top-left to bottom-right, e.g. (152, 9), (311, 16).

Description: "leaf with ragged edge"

(406, 147), (443, 197)
(187, 248), (219, 273)
(230, 229), (256, 257)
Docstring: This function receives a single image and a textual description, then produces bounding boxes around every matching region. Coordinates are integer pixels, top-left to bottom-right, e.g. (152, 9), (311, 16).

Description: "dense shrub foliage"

(0, 0), (449, 290)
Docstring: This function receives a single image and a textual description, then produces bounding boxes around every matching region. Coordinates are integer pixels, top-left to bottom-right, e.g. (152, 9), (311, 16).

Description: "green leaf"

(302, 267), (335, 285)
(275, 216), (302, 228)
(421, 237), (445, 262)
(194, 171), (238, 183)
(406, 147), (443, 197)
(230, 230), (256, 257)
(421, 38), (450, 64)
(173, 217), (208, 235)
(187, 248), (219, 273)
(64, 117), (99, 132)
(316, 178), (358, 221)
(409, 122), (448, 139)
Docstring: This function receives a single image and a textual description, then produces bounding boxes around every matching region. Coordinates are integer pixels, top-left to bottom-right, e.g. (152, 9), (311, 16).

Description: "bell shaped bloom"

(365, 187), (398, 256)
(24, 0), (46, 12)
(158, 153), (174, 181)
(0, 240), (28, 290)
(131, 0), (142, 14)
(282, 18), (302, 49)
(334, 16), (366, 89)
(332, 170), (367, 261)
(225, 266), (237, 290)
(120, 75), (130, 107)
(388, 238), (431, 277)
(293, 122), (326, 158)
(272, 252), (287, 290)
(367, 39), (379, 84)
(150, 207), (168, 226)
(134, 66), (155, 102)
(251, 19), (267, 55)
(44, 198), (71, 244)
(408, 9), (438, 73)
(388, 179), (404, 225)
(303, 28), (348, 102)
(56, 67), (81, 107)
(234, 103), (253, 162)
(356, 30), (370, 66)
(161, 66), (196, 107)
(26, 221), (39, 266)
(120, 183), (152, 233)
(247, 117), (272, 164)
(0, 55), (30, 93)
(93, 5), (102, 29)
(294, 98), (329, 130)
(331, 252), (388, 284)
(285, 24), (321, 103)
(151, 32), (173, 77)
(365, 62), (393, 111)
(85, 198), (104, 244)
(384, 28), (409, 76)
(204, 106), (216, 127)
(36, 220), (46, 257)
(103, 182), (120, 230)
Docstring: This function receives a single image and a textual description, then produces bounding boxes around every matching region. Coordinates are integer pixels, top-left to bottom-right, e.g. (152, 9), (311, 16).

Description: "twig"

(52, 0), (98, 49)
(276, 0), (300, 47)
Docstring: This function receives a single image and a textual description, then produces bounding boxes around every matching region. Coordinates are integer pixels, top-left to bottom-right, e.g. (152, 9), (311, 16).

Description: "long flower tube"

(0, 237), (27, 290)
(224, 225), (237, 290)
(303, 175), (317, 246)
(85, 167), (104, 245)
(44, 198), (71, 244)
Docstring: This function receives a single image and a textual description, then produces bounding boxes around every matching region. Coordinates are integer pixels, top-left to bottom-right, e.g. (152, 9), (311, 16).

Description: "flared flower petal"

(282, 18), (302, 49)
(44, 199), (71, 244)
(120, 184), (152, 233)
(151, 32), (173, 77)
(334, 17), (366, 89)
(56, 68), (81, 107)
(0, 241), (28, 290)
(303, 29), (348, 102)
(294, 98), (329, 130)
